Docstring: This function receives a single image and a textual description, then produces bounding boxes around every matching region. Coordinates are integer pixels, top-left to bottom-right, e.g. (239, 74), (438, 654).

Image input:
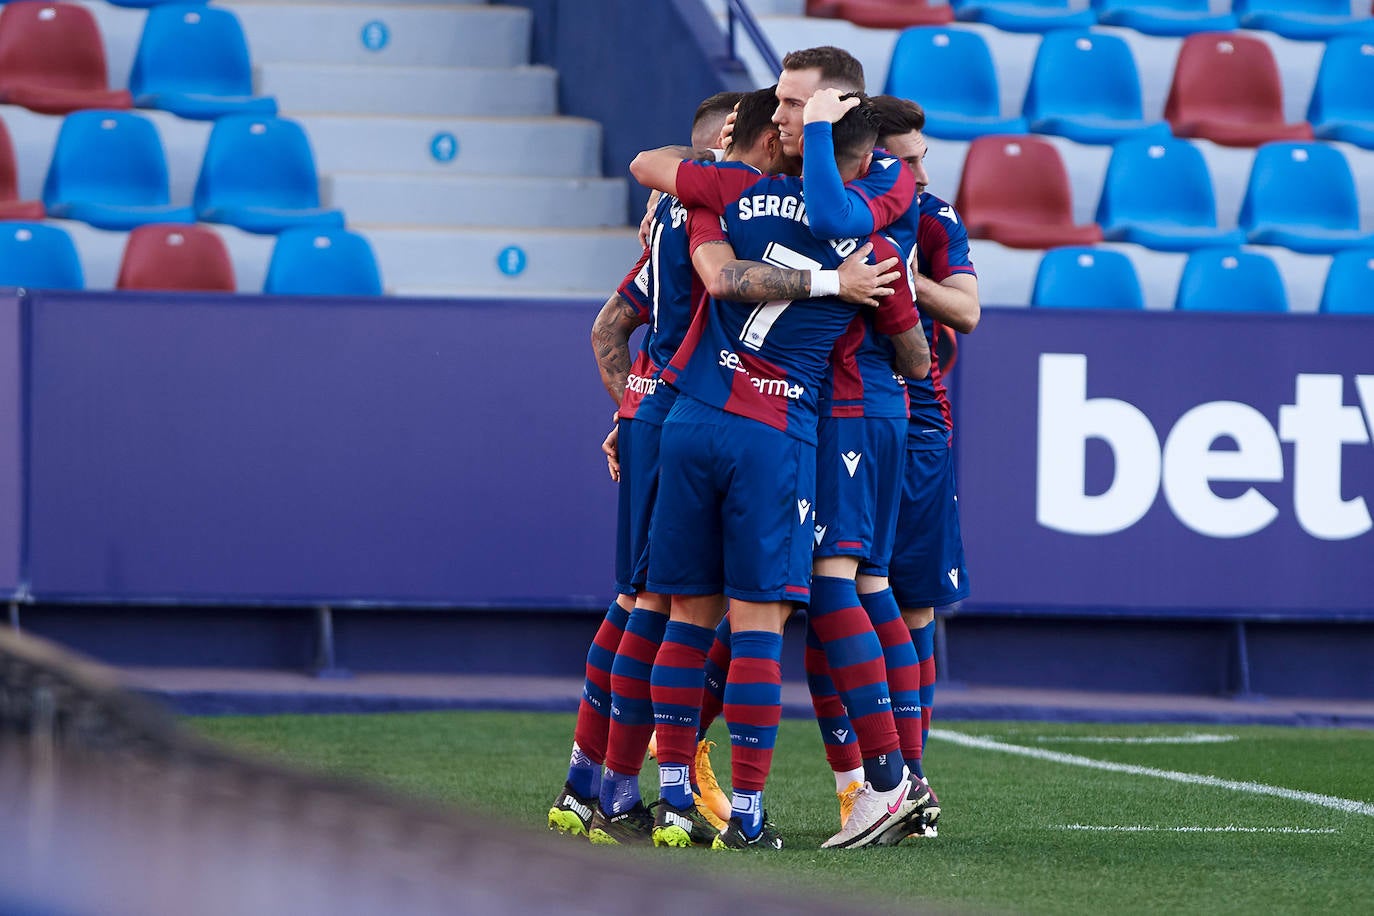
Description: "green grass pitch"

(192, 711), (1374, 914)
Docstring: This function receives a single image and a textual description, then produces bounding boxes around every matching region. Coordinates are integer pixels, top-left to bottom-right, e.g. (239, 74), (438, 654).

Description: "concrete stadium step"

(255, 63), (557, 116)
(296, 115), (603, 178)
(362, 227), (642, 297)
(326, 173), (628, 229)
(227, 3), (530, 68)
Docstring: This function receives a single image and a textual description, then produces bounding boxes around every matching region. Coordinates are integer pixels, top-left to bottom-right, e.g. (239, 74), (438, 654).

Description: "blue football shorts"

(613, 414), (663, 595)
(813, 415), (907, 574)
(870, 430), (970, 608)
(647, 395), (815, 605)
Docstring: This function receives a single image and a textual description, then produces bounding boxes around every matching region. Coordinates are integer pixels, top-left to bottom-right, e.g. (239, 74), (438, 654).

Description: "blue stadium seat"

(884, 27), (1029, 140)
(194, 114), (344, 235)
(1239, 142), (1374, 255)
(42, 110), (194, 230)
(1318, 248), (1374, 314)
(107, 0), (206, 7)
(1031, 246), (1145, 309)
(0, 222), (82, 290)
(264, 227), (382, 296)
(1175, 248), (1288, 312)
(1233, 0), (1374, 42)
(1022, 30), (1171, 145)
(949, 0), (1094, 32)
(1097, 137), (1245, 252)
(1308, 37), (1374, 151)
(1090, 0), (1238, 37)
(129, 5), (278, 120)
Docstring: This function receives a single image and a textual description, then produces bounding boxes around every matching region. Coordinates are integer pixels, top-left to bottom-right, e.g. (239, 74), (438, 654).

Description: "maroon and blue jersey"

(819, 232), (919, 420)
(906, 192), (975, 438)
(661, 159), (913, 444)
(613, 191), (708, 426)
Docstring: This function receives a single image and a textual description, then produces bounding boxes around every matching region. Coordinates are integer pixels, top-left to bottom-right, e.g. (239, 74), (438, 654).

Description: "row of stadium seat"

(955, 134), (1374, 254)
(811, 0), (1374, 41)
(0, 1), (274, 119)
(886, 27), (1374, 148)
(0, 109), (341, 233)
(0, 221), (382, 295)
(1031, 244), (1374, 312)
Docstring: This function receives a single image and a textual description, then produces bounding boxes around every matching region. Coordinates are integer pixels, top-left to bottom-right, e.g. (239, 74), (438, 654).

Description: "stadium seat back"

(0, 221), (83, 289)
(1308, 37), (1374, 125)
(43, 110), (174, 208)
(116, 222), (236, 292)
(1165, 33), (1286, 127)
(1318, 248), (1374, 314)
(264, 227), (382, 296)
(956, 135), (1075, 225)
(0, 1), (109, 93)
(1175, 248), (1288, 312)
(1023, 30), (1145, 123)
(1233, 0), (1348, 15)
(130, 5), (255, 99)
(1239, 142), (1360, 233)
(1093, 0), (1211, 11)
(1032, 247), (1146, 309)
(885, 27), (1001, 120)
(194, 115), (323, 212)
(1097, 137), (1219, 229)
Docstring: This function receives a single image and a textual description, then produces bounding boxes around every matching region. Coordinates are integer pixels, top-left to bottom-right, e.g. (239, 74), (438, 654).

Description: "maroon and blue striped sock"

(863, 588), (924, 775)
(698, 616), (732, 740)
(913, 619), (937, 754)
(567, 599), (629, 798)
(600, 607), (668, 815)
(804, 619), (862, 776)
(724, 628), (783, 838)
(652, 620), (716, 811)
(809, 575), (904, 792)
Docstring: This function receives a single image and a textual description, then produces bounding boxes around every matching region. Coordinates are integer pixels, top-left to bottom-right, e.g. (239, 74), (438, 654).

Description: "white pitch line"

(931, 729), (1374, 818)
(1033, 734), (1238, 745)
(1055, 825), (1339, 835)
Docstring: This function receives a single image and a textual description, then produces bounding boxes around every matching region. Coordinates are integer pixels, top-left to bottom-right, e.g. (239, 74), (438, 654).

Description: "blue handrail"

(725, 0), (783, 79)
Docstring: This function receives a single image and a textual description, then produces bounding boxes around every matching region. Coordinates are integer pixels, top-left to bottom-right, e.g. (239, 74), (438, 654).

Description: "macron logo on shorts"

(814, 524), (827, 546)
(947, 568), (960, 588)
(842, 451), (862, 478)
(797, 499), (812, 525)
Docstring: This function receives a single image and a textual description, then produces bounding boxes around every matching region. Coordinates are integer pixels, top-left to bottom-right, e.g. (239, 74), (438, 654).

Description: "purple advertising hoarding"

(26, 291), (620, 607)
(955, 309), (1374, 618)
(0, 294), (20, 596)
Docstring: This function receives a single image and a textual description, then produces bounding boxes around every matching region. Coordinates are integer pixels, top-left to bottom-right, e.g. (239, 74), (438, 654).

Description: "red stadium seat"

(0, 1), (133, 115)
(826, 0), (955, 28)
(1164, 32), (1313, 147)
(954, 135), (1103, 250)
(116, 223), (236, 292)
(0, 116), (44, 220)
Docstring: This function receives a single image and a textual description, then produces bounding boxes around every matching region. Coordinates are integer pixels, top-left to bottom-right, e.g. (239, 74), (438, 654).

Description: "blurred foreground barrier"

(0, 630), (848, 916)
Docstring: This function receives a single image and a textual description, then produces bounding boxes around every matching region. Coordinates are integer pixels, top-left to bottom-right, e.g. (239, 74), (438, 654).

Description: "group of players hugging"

(548, 43), (980, 851)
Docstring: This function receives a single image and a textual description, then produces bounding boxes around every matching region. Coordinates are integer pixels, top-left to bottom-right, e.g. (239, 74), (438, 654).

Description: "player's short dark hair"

(869, 94), (926, 140)
(694, 91), (745, 134)
(831, 95), (880, 168)
(731, 86), (780, 152)
(781, 45), (865, 93)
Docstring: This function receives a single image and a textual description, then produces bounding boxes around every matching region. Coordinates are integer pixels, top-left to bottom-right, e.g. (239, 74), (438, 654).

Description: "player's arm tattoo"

(714, 259), (811, 302)
(590, 292), (646, 405)
(889, 326), (931, 382)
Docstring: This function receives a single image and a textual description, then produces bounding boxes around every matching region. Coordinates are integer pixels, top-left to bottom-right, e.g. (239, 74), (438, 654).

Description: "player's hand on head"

(837, 242), (898, 308)
(717, 105), (738, 150)
(602, 420), (621, 482)
(803, 87), (860, 126)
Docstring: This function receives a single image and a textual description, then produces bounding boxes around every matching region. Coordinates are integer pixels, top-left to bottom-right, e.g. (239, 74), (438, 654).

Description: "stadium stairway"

(36, 0), (641, 297)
